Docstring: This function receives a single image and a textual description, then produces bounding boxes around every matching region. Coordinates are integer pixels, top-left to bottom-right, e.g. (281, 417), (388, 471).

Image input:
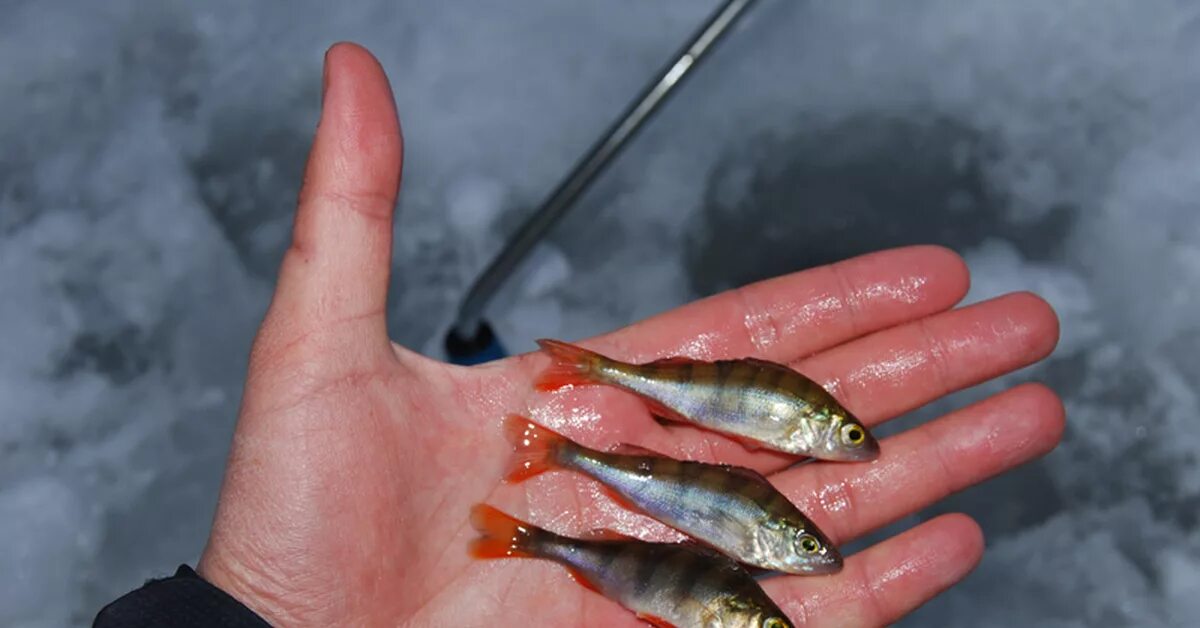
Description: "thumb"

(259, 43), (403, 358)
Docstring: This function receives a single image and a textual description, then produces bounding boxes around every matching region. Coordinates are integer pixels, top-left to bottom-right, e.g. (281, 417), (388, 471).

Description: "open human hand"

(195, 43), (1063, 627)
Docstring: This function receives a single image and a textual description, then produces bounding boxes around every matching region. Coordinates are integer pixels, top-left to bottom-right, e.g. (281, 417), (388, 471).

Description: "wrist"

(197, 544), (295, 627)
(93, 564), (272, 627)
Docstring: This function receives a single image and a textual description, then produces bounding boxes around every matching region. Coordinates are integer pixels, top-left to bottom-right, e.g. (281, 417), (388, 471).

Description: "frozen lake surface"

(2, 1), (1198, 626)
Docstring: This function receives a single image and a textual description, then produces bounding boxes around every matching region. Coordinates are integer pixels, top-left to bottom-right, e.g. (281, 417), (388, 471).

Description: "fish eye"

(764, 618), (790, 628)
(797, 533), (821, 553)
(841, 423), (866, 446)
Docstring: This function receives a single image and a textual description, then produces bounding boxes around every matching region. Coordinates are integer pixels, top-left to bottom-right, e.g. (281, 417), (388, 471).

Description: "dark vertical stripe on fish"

(710, 564), (755, 605)
(747, 362), (769, 389)
(735, 363), (768, 421)
(610, 542), (648, 594)
(716, 361), (737, 386)
(700, 362), (716, 385)
(720, 361), (742, 390)
(669, 551), (710, 612)
(681, 357), (700, 384)
(632, 545), (662, 597)
(692, 362), (721, 416)
(685, 466), (718, 516)
(763, 487), (793, 517)
(712, 467), (746, 522)
(737, 362), (761, 388)
(766, 363), (787, 396)
(601, 545), (624, 573)
(644, 361), (663, 382)
(773, 369), (795, 397)
(592, 542), (628, 593)
(670, 457), (704, 512)
(709, 465), (739, 500)
(662, 457), (687, 486)
(645, 456), (675, 502)
(739, 472), (774, 506)
(758, 365), (786, 411)
(719, 382), (744, 423)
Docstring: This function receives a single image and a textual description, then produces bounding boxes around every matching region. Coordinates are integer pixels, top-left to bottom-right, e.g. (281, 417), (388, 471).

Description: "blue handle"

(444, 321), (509, 366)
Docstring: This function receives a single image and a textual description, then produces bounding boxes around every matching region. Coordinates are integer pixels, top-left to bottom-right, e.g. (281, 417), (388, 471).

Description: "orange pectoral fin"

(636, 613), (678, 628)
(729, 433), (766, 452)
(599, 484), (643, 514)
(641, 398), (691, 425)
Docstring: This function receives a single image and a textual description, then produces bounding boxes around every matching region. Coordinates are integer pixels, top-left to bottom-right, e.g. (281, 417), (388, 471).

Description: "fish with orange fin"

(501, 414), (841, 575)
(469, 504), (795, 628)
(534, 339), (880, 462)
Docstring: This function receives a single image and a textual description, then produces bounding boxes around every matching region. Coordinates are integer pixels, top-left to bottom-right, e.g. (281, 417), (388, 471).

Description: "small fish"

(534, 339), (880, 462)
(502, 415), (841, 575)
(469, 504), (795, 628)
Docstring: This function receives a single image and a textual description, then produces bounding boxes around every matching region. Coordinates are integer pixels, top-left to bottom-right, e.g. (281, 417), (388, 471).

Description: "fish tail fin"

(468, 504), (542, 559)
(534, 339), (607, 391)
(501, 414), (571, 482)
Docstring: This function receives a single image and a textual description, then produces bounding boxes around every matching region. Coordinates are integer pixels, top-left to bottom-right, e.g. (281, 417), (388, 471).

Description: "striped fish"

(534, 339), (880, 462)
(502, 415), (841, 575)
(469, 504), (795, 628)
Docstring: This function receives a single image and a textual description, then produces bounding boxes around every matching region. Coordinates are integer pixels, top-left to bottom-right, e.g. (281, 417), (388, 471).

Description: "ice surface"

(0, 477), (93, 628)
(2, 0), (1199, 625)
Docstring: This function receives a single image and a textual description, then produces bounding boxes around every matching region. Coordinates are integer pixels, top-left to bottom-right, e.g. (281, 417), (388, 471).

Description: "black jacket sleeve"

(93, 565), (272, 628)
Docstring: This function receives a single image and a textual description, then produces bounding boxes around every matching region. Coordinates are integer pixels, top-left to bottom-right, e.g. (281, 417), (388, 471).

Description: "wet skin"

(195, 43), (1065, 627)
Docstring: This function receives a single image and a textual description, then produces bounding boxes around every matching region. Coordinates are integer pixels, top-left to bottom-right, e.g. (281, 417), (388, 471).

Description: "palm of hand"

(195, 45), (1063, 628)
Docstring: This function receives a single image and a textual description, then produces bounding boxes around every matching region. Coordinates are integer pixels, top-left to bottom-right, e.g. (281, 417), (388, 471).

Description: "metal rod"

(450, 0), (759, 340)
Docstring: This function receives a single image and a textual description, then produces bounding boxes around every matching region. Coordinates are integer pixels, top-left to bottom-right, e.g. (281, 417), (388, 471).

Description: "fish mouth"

(780, 544), (844, 575)
(827, 438), (881, 462)
(807, 560), (843, 575)
(784, 556), (843, 575)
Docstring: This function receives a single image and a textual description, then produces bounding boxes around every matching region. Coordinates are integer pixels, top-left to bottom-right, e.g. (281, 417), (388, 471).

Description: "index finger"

(581, 245), (968, 365)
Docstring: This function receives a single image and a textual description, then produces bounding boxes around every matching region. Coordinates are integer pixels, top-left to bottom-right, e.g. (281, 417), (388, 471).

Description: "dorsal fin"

(675, 537), (732, 560)
(741, 356), (799, 375)
(730, 434), (766, 452)
(642, 398), (692, 424)
(719, 463), (773, 486)
(646, 355), (698, 366)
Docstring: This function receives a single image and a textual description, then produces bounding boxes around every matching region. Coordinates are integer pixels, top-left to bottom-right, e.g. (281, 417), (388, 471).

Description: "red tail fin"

(534, 339), (607, 391)
(468, 504), (539, 559)
(502, 414), (569, 482)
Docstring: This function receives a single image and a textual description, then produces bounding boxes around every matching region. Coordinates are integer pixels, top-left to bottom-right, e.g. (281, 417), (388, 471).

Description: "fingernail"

(321, 48), (332, 107)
